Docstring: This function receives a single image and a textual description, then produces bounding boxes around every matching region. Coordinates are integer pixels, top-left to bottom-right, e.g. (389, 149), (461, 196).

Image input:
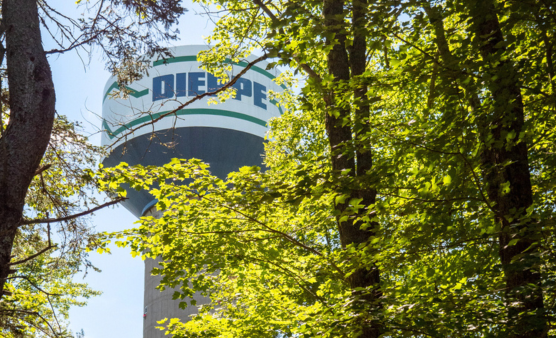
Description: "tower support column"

(142, 208), (210, 338)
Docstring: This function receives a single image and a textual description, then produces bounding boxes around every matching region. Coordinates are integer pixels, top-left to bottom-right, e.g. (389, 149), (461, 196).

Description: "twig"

(47, 295), (62, 331)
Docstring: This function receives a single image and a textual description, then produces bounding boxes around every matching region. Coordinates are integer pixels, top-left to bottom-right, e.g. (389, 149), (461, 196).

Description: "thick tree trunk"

(465, 1), (545, 336)
(0, 0), (56, 298)
(323, 0), (382, 336)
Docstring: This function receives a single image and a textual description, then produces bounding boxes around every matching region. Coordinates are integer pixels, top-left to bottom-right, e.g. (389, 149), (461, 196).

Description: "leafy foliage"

(99, 0), (556, 337)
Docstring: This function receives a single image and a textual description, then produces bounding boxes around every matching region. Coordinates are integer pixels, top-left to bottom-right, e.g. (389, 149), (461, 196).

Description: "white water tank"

(101, 45), (283, 337)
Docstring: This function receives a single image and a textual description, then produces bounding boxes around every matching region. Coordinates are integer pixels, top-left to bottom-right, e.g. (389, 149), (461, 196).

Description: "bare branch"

(8, 245), (55, 266)
(252, 0), (278, 21)
(20, 197), (125, 226)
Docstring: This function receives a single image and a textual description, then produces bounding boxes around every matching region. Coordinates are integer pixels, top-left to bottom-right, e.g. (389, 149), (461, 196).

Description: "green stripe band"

(152, 55), (197, 66)
(269, 99), (284, 115)
(103, 108), (268, 139)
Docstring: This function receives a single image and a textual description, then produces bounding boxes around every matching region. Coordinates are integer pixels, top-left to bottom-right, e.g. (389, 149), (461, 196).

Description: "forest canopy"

(98, 0), (556, 337)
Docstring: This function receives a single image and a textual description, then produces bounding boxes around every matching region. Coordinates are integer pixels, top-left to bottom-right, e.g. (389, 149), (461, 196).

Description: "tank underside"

(102, 126), (266, 217)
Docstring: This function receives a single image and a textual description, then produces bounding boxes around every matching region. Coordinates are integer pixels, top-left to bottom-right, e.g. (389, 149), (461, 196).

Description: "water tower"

(101, 45), (283, 338)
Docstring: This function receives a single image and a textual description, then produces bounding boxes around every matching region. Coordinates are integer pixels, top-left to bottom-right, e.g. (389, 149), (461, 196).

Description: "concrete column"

(143, 208), (210, 338)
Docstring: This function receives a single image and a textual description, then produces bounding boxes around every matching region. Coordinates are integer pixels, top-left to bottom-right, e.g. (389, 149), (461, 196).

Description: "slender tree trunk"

(324, 0), (382, 336)
(0, 0), (56, 298)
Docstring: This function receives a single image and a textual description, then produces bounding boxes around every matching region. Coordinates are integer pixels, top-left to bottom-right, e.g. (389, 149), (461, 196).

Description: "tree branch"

(19, 197), (125, 226)
(0, 308), (59, 336)
(34, 164), (51, 176)
(8, 245), (55, 266)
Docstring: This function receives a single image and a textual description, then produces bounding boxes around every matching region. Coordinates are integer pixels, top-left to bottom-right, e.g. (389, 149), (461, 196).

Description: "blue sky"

(43, 1), (215, 336)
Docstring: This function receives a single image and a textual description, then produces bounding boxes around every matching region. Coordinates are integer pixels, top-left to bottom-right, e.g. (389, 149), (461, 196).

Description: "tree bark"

(324, 0), (382, 336)
(0, 0), (56, 298)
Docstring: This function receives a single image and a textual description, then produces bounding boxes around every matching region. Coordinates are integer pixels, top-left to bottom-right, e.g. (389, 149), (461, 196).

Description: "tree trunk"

(0, 0), (56, 298)
(323, 0), (382, 336)
(465, 1), (546, 336)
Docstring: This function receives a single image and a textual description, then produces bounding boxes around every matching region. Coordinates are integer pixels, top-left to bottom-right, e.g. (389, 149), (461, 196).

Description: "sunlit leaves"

(97, 0), (556, 336)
